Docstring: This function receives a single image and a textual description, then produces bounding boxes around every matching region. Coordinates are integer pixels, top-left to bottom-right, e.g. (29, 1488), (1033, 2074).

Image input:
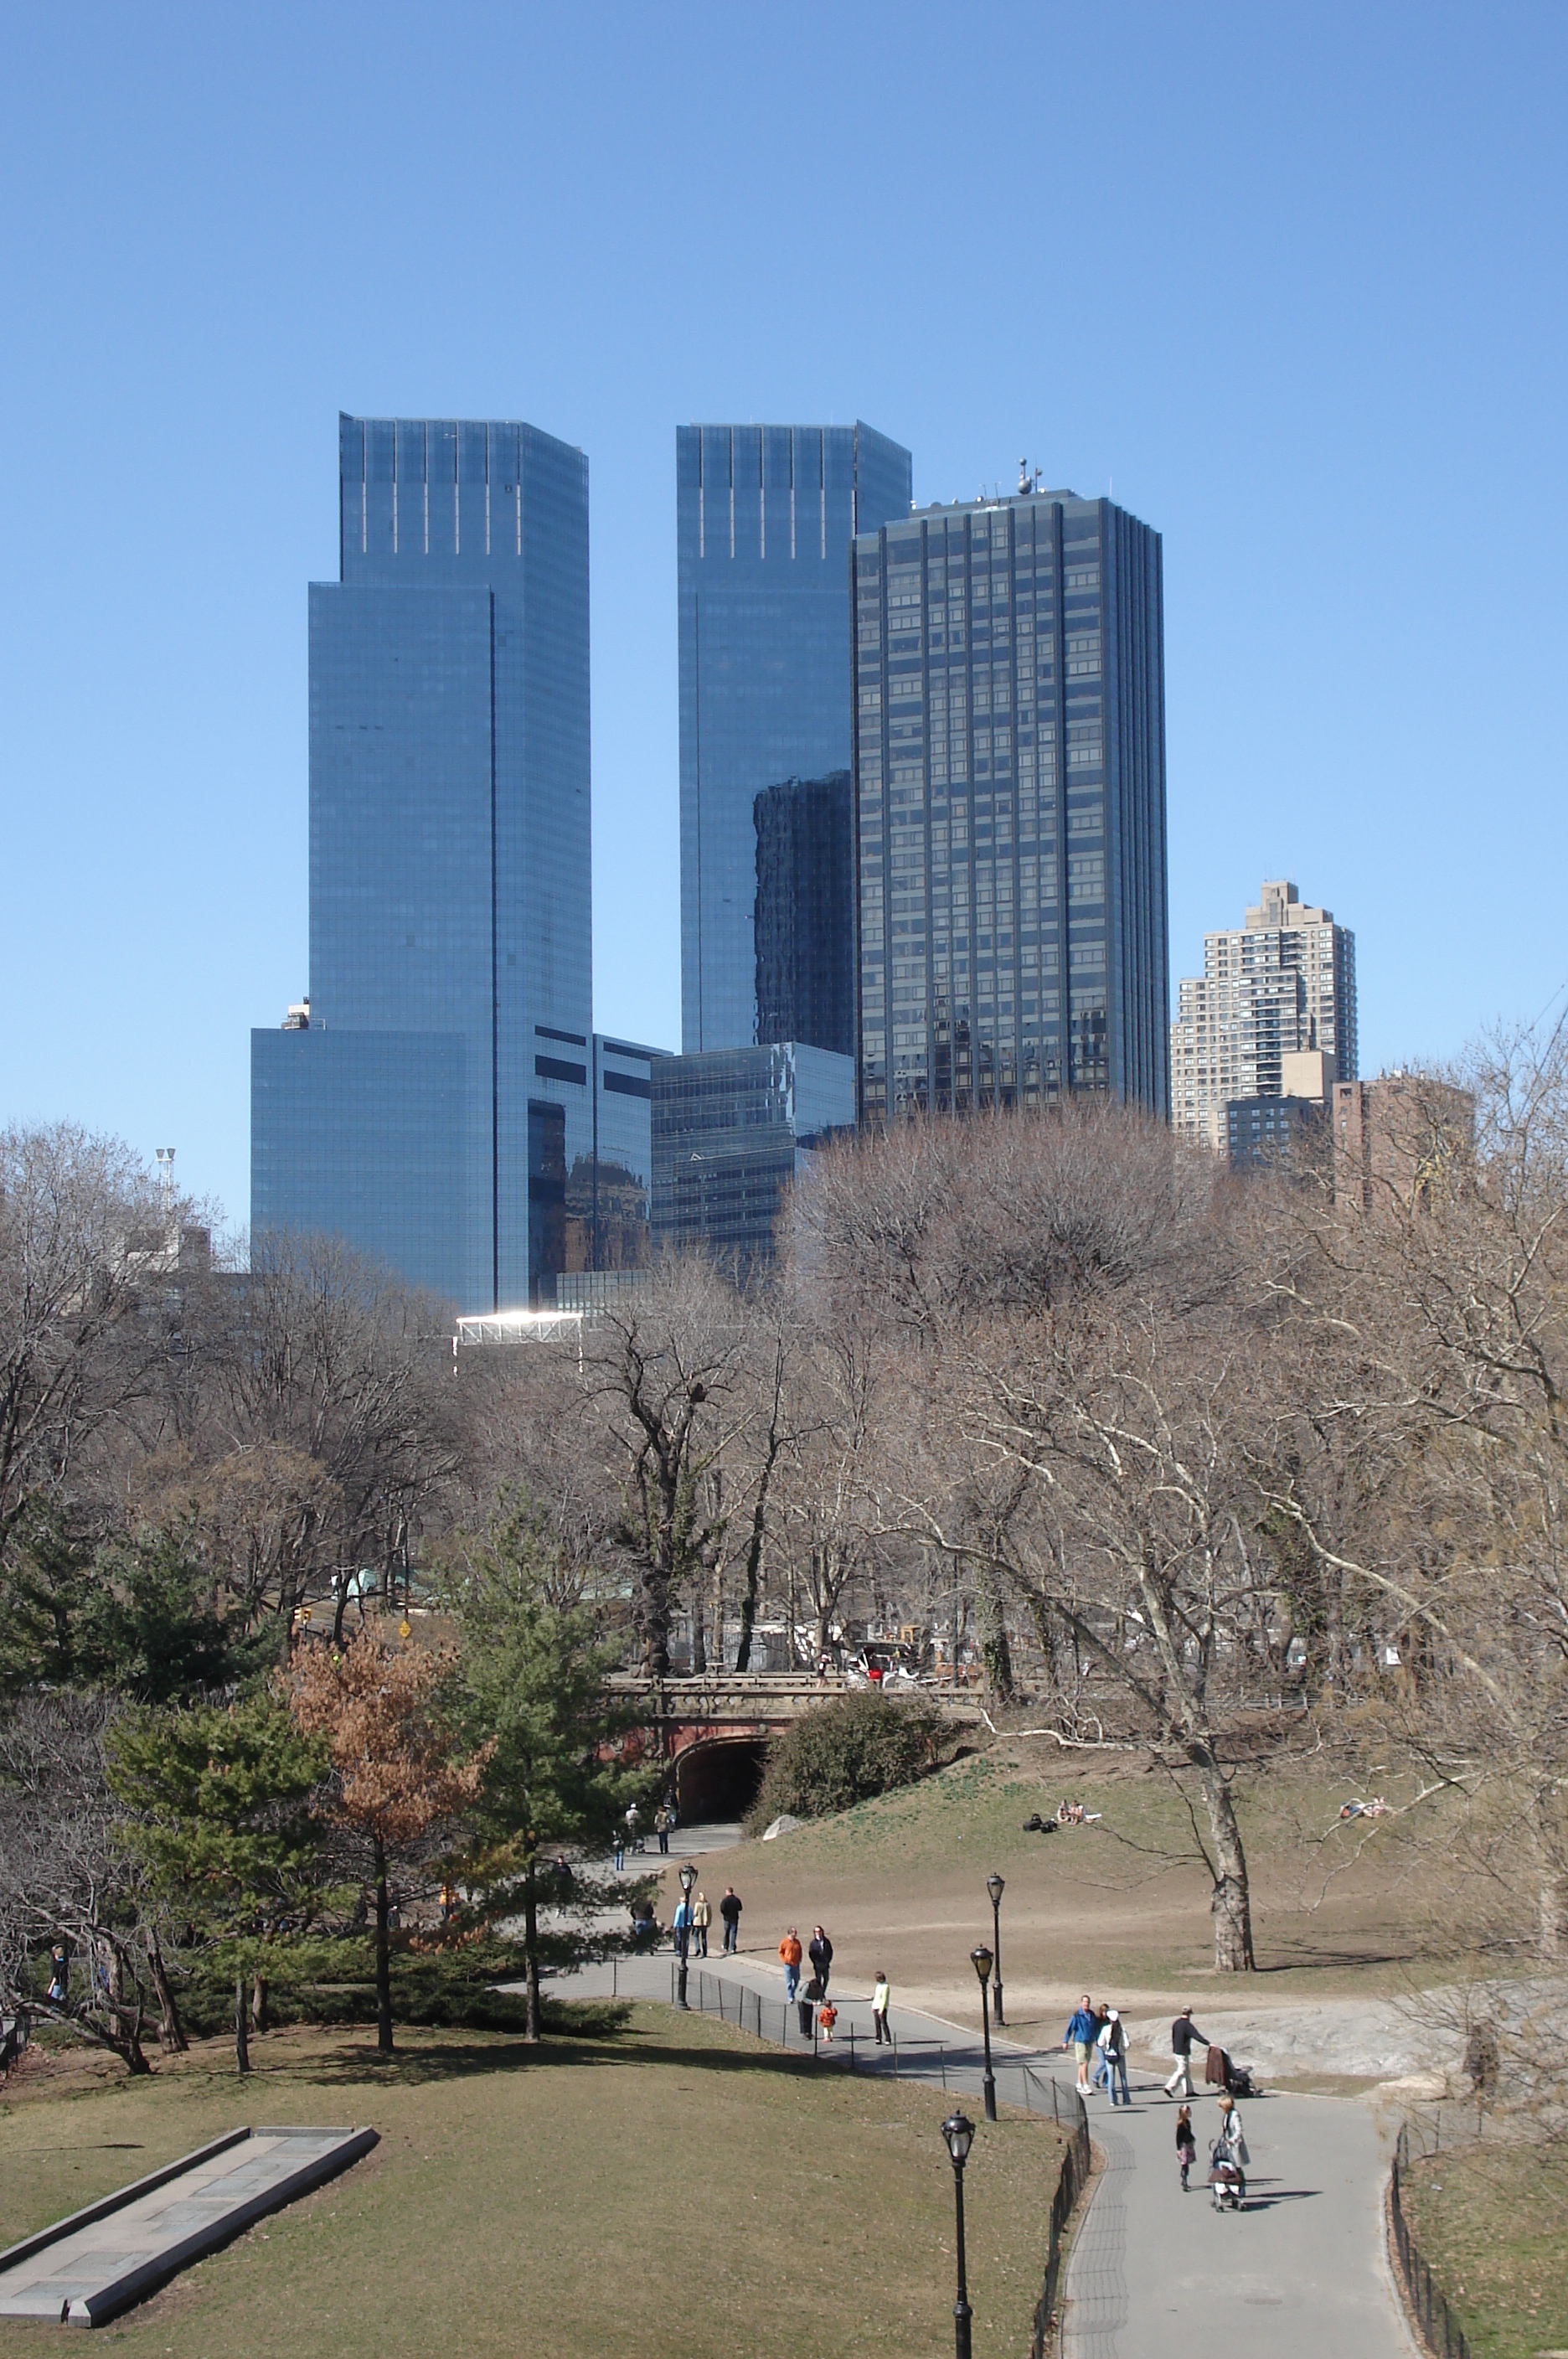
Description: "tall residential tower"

(852, 482), (1168, 1121)
(251, 414), (592, 1309)
(1170, 880), (1357, 1149)
(677, 422), (911, 1052)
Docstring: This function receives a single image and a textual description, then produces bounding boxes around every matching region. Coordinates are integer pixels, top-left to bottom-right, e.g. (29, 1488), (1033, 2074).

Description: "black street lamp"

(941, 2109), (976, 2359)
(970, 1943), (997, 2122)
(986, 1872), (1006, 2027)
(676, 1860), (697, 2010)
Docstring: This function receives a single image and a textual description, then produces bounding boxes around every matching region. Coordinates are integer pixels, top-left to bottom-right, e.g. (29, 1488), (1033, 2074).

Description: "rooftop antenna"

(155, 1147), (175, 1219)
(1018, 457), (1030, 494)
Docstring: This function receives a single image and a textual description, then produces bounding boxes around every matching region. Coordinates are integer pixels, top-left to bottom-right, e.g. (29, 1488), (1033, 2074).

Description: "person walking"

(1175, 2104), (1196, 2191)
(671, 1892), (692, 1954)
(720, 1887), (742, 1954)
(612, 1824), (626, 1872)
(1090, 2000), (1111, 2092)
(1062, 1994), (1098, 2093)
(779, 1927), (803, 2001)
(1163, 2005), (1204, 2098)
(654, 1804), (672, 1856)
(872, 1971), (892, 2046)
(808, 1925), (833, 1995)
(692, 1892), (711, 1957)
(818, 1998), (838, 2044)
(1099, 2006), (1131, 2106)
(1212, 2092), (1248, 2208)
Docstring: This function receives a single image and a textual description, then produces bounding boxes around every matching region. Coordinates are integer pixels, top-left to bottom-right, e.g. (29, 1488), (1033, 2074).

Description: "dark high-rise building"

(678, 423), (911, 1053)
(251, 415), (592, 1309)
(853, 480), (1168, 1123)
(753, 773), (854, 1056)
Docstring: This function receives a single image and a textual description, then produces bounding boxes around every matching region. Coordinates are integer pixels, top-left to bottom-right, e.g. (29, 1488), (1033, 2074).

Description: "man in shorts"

(1062, 1992), (1099, 2093)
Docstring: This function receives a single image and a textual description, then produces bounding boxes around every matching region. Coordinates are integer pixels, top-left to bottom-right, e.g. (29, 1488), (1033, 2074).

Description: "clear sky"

(3, 3), (1565, 1235)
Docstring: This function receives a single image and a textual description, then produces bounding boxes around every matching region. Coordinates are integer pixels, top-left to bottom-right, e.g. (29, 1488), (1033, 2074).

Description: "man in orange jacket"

(778, 1927), (803, 2000)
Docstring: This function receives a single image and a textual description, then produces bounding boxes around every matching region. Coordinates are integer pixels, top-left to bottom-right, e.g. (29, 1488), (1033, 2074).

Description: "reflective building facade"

(678, 423), (911, 1052)
(852, 486), (1168, 1122)
(651, 1043), (856, 1272)
(251, 415), (591, 1309)
(753, 773), (855, 1056)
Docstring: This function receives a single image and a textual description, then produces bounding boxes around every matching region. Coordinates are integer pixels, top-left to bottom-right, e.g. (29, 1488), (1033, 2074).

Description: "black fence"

(1390, 2124), (1473, 2359)
(1028, 2066), (1093, 2359)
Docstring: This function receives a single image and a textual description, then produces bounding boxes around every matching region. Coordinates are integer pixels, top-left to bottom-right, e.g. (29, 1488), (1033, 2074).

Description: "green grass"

(1400, 2144), (1568, 2359)
(0, 2008), (1070, 2358)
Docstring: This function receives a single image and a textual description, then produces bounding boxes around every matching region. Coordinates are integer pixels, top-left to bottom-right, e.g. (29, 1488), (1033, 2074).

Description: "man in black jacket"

(719, 1887), (742, 1954)
(1163, 2005), (1204, 2098)
(808, 1926), (833, 1994)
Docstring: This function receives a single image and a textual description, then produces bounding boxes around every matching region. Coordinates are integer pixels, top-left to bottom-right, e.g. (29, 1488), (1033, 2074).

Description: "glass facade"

(753, 772), (854, 1056)
(651, 1043), (856, 1272)
(853, 488), (1168, 1123)
(677, 424), (911, 1052)
(251, 415), (592, 1309)
(561, 1034), (670, 1276)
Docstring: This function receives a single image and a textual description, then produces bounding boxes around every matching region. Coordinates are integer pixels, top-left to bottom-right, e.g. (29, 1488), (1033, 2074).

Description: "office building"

(1170, 882), (1357, 1150)
(853, 477), (1168, 1122)
(1225, 1090), (1329, 1175)
(251, 414), (591, 1309)
(651, 1043), (856, 1271)
(563, 1035), (668, 1277)
(678, 423), (911, 1053)
(753, 773), (854, 1056)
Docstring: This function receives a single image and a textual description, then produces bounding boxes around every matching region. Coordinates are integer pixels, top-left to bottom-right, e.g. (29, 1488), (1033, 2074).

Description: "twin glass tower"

(251, 416), (591, 1310)
(252, 415), (1172, 1310)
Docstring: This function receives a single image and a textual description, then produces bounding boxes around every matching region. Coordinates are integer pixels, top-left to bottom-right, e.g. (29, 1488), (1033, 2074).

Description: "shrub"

(745, 1692), (949, 1832)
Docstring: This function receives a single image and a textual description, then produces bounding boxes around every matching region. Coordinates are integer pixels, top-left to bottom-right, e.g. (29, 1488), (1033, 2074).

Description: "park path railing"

(1390, 2123), (1472, 2359)
(1027, 2062), (1093, 2359)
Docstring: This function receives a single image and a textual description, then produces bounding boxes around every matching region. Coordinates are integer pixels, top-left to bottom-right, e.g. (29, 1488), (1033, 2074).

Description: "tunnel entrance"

(674, 1736), (767, 1822)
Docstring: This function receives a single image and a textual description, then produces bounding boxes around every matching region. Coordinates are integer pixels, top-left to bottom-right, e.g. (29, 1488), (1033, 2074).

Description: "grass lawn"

(695, 1742), (1467, 2027)
(1399, 2143), (1568, 2359)
(0, 2008), (1069, 2357)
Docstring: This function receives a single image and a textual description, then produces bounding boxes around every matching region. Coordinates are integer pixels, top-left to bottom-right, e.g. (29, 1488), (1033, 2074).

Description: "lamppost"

(970, 1943), (997, 2122)
(986, 1871), (1006, 2027)
(941, 2109), (976, 2359)
(676, 1861), (697, 2010)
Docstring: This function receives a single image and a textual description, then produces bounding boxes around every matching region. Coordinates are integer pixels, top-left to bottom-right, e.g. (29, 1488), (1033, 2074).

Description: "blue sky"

(3, 3), (1565, 1233)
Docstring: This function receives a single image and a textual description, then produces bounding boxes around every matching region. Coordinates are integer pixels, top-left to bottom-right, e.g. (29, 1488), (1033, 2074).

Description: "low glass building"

(651, 1043), (855, 1272)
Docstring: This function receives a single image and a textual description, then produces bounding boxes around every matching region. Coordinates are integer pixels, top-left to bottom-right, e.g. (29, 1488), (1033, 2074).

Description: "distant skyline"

(3, 4), (1565, 1233)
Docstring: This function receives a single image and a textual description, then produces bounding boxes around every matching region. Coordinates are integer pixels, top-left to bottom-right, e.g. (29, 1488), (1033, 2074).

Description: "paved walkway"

(554, 1951), (1417, 2357)
(0, 2124), (376, 2325)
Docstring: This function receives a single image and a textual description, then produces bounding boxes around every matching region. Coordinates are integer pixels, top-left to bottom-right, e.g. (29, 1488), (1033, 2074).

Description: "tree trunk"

(523, 1849), (542, 2043)
(234, 1974), (250, 2075)
(147, 1931), (187, 2053)
(1540, 1871), (1562, 1961)
(691, 1589), (706, 1673)
(374, 1841), (395, 2057)
(734, 1442), (779, 1673)
(977, 1566), (1014, 1702)
(251, 1973), (270, 2034)
(1197, 1759), (1256, 1971)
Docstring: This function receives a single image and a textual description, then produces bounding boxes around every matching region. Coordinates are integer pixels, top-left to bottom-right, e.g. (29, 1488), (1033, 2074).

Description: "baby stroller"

(1209, 2140), (1246, 2211)
(1204, 2043), (1258, 2099)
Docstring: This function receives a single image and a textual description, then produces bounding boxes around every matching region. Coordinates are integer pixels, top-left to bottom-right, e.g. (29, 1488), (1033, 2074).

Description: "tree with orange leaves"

(289, 1634), (489, 2056)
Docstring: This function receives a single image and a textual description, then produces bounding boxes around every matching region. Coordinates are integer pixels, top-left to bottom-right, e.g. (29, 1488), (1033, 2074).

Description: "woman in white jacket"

(1211, 2093), (1249, 2208)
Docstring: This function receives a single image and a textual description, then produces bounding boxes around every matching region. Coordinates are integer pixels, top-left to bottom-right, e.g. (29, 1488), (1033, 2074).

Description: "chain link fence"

(1390, 2123), (1473, 2359)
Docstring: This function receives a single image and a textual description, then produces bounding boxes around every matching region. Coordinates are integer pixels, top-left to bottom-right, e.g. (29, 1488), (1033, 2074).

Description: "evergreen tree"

(445, 1496), (655, 2040)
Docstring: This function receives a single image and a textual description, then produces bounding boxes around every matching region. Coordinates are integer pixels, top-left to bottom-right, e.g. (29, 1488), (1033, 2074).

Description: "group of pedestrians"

(1061, 1994), (1131, 2105)
(668, 1884), (744, 1957)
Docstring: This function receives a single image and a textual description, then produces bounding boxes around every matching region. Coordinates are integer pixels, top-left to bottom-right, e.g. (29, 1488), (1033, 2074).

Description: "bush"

(172, 1937), (624, 2040)
(745, 1692), (950, 1833)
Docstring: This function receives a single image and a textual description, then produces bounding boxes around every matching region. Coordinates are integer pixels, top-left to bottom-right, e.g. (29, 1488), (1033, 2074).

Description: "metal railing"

(1390, 2124), (1472, 2359)
(1028, 2067), (1092, 2359)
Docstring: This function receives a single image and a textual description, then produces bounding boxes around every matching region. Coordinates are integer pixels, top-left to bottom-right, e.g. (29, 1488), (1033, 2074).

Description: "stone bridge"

(606, 1673), (988, 1820)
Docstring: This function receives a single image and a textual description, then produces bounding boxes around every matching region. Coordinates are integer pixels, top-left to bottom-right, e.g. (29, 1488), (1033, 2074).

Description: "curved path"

(554, 1942), (1416, 2356)
(1062, 2073), (1416, 2359)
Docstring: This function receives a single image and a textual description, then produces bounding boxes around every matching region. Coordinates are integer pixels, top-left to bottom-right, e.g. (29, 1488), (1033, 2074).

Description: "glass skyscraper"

(753, 773), (854, 1056)
(251, 414), (592, 1309)
(853, 483), (1168, 1123)
(677, 423), (911, 1052)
